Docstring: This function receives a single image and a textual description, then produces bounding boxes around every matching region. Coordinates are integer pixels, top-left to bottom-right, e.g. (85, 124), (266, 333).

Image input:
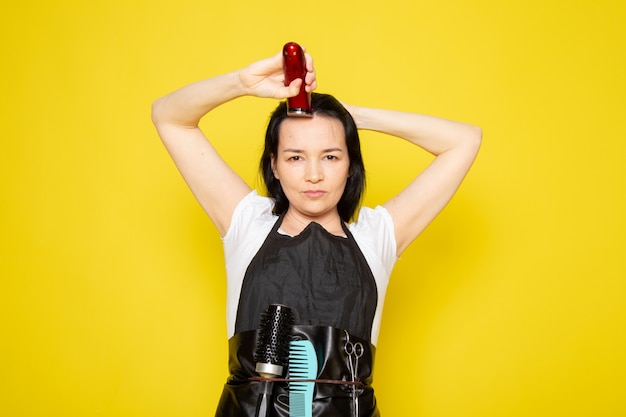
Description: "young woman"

(152, 47), (481, 417)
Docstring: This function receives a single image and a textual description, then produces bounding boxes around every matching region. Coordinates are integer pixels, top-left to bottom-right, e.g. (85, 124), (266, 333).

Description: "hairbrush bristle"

(254, 304), (294, 369)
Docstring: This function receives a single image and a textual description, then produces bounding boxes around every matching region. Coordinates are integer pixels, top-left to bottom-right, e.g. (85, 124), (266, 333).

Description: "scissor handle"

(344, 341), (364, 358)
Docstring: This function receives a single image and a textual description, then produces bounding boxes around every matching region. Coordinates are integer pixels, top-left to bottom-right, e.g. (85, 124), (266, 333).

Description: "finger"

(285, 78), (304, 97)
(305, 79), (317, 93)
(304, 50), (315, 73)
(304, 66), (317, 92)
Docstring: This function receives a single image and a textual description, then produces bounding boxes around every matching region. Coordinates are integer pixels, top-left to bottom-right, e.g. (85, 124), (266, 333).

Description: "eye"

(288, 155), (302, 161)
(324, 155), (338, 161)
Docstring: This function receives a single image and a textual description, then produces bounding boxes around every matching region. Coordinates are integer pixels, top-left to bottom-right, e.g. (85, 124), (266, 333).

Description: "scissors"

(344, 331), (363, 417)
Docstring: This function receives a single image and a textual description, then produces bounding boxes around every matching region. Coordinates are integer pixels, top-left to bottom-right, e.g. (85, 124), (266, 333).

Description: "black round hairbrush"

(254, 304), (294, 378)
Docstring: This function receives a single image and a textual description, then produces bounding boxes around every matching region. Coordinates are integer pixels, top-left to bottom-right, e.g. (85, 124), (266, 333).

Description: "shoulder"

(349, 205), (395, 240)
(230, 190), (275, 221)
(348, 205), (397, 275)
(223, 190), (277, 249)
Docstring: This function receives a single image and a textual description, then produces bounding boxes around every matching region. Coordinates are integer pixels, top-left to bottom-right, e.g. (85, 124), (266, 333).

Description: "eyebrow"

(281, 147), (345, 153)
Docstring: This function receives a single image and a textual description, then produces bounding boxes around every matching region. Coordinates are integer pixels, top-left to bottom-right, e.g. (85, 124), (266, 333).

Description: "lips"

(303, 190), (326, 198)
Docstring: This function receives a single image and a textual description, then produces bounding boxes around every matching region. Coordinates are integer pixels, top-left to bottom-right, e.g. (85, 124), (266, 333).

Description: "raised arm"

(346, 105), (482, 256)
(151, 50), (316, 236)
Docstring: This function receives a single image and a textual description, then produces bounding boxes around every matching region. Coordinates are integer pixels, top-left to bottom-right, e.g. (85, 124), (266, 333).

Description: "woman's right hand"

(238, 49), (317, 99)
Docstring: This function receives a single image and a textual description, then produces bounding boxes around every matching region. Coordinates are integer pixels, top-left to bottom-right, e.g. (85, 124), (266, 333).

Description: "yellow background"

(2, 1), (625, 416)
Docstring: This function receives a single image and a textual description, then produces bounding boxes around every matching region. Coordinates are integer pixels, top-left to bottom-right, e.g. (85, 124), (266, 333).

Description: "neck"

(281, 210), (345, 236)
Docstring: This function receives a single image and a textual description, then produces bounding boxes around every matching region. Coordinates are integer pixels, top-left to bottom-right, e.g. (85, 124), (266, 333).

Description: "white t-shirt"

(222, 191), (397, 345)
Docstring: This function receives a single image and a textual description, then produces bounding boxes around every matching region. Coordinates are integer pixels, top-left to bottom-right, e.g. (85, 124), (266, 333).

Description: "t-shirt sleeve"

(349, 206), (397, 277)
(222, 190), (276, 256)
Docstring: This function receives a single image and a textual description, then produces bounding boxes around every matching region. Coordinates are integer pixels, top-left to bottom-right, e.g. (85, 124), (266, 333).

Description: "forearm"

(152, 50), (314, 130)
(350, 106), (482, 156)
(351, 105), (482, 254)
(151, 70), (246, 128)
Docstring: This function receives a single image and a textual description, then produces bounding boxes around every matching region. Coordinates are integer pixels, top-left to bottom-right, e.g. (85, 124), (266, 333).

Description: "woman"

(152, 47), (481, 417)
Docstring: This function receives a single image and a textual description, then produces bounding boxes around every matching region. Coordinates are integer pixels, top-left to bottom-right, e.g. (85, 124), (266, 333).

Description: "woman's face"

(271, 115), (351, 222)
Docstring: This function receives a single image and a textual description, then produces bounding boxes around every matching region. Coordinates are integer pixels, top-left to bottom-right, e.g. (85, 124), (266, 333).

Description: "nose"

(305, 160), (323, 183)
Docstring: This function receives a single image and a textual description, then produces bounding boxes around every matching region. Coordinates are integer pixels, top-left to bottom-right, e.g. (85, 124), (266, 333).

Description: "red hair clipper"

(283, 42), (312, 117)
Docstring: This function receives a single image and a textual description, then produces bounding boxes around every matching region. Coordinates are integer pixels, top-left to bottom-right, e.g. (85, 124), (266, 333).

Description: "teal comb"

(288, 340), (317, 417)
